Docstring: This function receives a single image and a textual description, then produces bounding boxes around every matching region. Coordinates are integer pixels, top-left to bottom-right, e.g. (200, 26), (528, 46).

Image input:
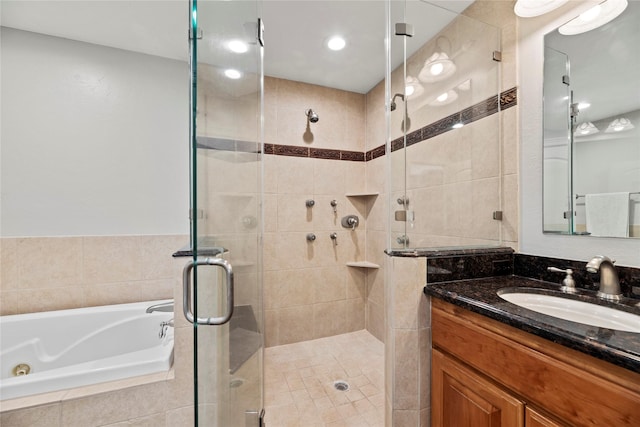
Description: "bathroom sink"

(498, 289), (640, 333)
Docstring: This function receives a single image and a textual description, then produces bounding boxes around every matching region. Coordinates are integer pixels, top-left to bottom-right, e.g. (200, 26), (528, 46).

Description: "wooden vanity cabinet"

(525, 407), (566, 427)
(432, 348), (524, 426)
(431, 299), (640, 427)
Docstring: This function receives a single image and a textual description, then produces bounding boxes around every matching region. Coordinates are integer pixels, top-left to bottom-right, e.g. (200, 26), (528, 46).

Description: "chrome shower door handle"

(182, 257), (234, 325)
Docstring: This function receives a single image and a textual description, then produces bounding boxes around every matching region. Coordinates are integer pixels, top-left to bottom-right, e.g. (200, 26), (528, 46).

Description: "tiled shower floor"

(264, 330), (384, 427)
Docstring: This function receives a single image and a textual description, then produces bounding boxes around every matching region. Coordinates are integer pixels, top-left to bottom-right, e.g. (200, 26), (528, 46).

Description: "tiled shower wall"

(262, 76), (372, 347)
(371, 2), (520, 425)
(0, 235), (184, 316)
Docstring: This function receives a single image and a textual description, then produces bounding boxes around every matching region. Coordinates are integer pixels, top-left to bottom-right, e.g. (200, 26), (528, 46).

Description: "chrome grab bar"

(182, 257), (234, 325)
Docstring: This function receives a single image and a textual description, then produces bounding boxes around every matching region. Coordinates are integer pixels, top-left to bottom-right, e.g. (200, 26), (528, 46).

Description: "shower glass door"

(188, 0), (263, 426)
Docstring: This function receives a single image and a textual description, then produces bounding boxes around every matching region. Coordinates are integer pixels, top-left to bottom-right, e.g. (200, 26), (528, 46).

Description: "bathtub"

(0, 299), (174, 401)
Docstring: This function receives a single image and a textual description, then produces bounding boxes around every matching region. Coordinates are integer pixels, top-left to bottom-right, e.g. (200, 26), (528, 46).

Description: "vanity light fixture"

(419, 36), (457, 83)
(405, 76), (424, 98)
(327, 36), (346, 51)
(574, 121), (599, 136)
(224, 69), (242, 79)
(227, 40), (249, 53)
(514, 0), (569, 18)
(418, 52), (456, 82)
(559, 0), (628, 35)
(605, 117), (635, 133)
(428, 90), (458, 106)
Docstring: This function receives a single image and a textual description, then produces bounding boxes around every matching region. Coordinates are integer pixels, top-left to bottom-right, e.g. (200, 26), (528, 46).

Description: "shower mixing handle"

(341, 215), (359, 230)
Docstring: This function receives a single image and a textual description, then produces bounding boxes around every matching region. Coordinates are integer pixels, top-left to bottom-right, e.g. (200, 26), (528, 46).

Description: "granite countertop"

(424, 275), (640, 373)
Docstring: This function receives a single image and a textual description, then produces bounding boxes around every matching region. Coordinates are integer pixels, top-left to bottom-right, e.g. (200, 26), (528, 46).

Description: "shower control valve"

(341, 215), (359, 230)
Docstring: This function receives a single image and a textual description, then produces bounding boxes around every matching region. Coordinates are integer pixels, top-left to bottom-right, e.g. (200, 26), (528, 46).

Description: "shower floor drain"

(333, 380), (350, 392)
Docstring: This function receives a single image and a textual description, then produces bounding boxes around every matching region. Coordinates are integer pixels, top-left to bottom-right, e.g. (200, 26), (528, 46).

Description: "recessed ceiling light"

(514, 0), (569, 18)
(327, 36), (346, 51)
(227, 40), (248, 53)
(224, 69), (242, 79)
(452, 122), (464, 129)
(559, 0), (628, 35)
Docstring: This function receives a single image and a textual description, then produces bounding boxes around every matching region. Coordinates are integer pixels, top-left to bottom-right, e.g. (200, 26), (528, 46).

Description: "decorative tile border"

(198, 87), (517, 162)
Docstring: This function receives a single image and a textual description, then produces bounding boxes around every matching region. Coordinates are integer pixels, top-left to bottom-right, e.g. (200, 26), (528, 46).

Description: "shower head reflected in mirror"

(390, 93), (405, 111)
(305, 109), (319, 123)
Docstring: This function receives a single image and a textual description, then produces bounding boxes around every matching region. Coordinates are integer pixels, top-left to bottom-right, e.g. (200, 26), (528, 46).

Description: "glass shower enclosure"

(387, 2), (503, 250)
(186, 1), (264, 426)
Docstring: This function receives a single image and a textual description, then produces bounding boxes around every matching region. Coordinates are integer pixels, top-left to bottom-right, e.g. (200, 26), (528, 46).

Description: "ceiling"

(1, 0), (473, 94)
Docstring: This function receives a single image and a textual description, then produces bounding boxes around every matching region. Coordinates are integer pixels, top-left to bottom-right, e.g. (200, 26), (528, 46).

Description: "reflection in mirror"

(543, 1), (640, 238)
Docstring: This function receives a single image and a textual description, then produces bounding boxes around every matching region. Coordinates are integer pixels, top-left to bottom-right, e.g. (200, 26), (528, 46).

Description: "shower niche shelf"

(346, 192), (379, 198)
(346, 261), (380, 269)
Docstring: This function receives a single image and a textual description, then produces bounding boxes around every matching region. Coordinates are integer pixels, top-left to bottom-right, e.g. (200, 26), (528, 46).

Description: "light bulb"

(437, 92), (449, 102)
(430, 63), (444, 76)
(580, 5), (601, 22)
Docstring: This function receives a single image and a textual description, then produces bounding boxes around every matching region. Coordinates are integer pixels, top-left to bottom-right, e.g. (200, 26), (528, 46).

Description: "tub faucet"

(586, 255), (622, 302)
(159, 319), (174, 339)
(146, 301), (174, 314)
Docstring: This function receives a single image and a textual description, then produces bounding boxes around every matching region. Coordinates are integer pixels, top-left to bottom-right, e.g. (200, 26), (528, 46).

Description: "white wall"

(518, 3), (640, 267)
(1, 28), (189, 237)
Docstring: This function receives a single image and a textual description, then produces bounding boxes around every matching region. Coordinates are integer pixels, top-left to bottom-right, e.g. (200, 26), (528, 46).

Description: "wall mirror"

(542, 0), (640, 238)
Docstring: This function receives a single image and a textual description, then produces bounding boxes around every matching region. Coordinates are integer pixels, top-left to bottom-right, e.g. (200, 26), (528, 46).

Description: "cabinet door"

(432, 349), (524, 427)
(525, 407), (566, 427)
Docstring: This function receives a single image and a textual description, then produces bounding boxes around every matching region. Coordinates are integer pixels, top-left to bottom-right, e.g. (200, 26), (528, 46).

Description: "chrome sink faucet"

(586, 255), (622, 302)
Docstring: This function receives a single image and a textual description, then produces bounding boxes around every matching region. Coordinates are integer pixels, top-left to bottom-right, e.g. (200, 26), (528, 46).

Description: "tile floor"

(264, 330), (384, 427)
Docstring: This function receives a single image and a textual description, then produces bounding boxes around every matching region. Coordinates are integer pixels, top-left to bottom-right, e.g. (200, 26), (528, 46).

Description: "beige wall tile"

(82, 236), (142, 285)
(1, 238), (19, 291)
(313, 159), (346, 196)
(0, 290), (19, 315)
(366, 300), (385, 343)
(469, 114), (500, 180)
(346, 266), (366, 300)
(345, 298), (365, 332)
(0, 403), (62, 427)
(276, 156), (314, 195)
(393, 329), (419, 411)
(502, 106), (519, 176)
(313, 300), (347, 339)
(276, 306), (315, 345)
(139, 235), (186, 280)
(83, 282), (141, 307)
(393, 409), (419, 426)
(419, 327), (431, 411)
(267, 269), (316, 309)
(17, 237), (82, 289)
(17, 287), (85, 314)
(165, 406), (193, 427)
(100, 412), (167, 427)
(471, 177), (501, 240)
(60, 382), (168, 427)
(314, 267), (346, 303)
(502, 173), (519, 244)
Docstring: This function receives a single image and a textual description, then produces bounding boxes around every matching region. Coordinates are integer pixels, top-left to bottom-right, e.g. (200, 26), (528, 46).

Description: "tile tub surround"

(0, 235), (186, 316)
(423, 276), (640, 373)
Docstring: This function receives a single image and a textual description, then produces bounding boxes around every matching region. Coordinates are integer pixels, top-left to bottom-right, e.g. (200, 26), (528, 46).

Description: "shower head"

(390, 93), (405, 111)
(306, 109), (319, 123)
